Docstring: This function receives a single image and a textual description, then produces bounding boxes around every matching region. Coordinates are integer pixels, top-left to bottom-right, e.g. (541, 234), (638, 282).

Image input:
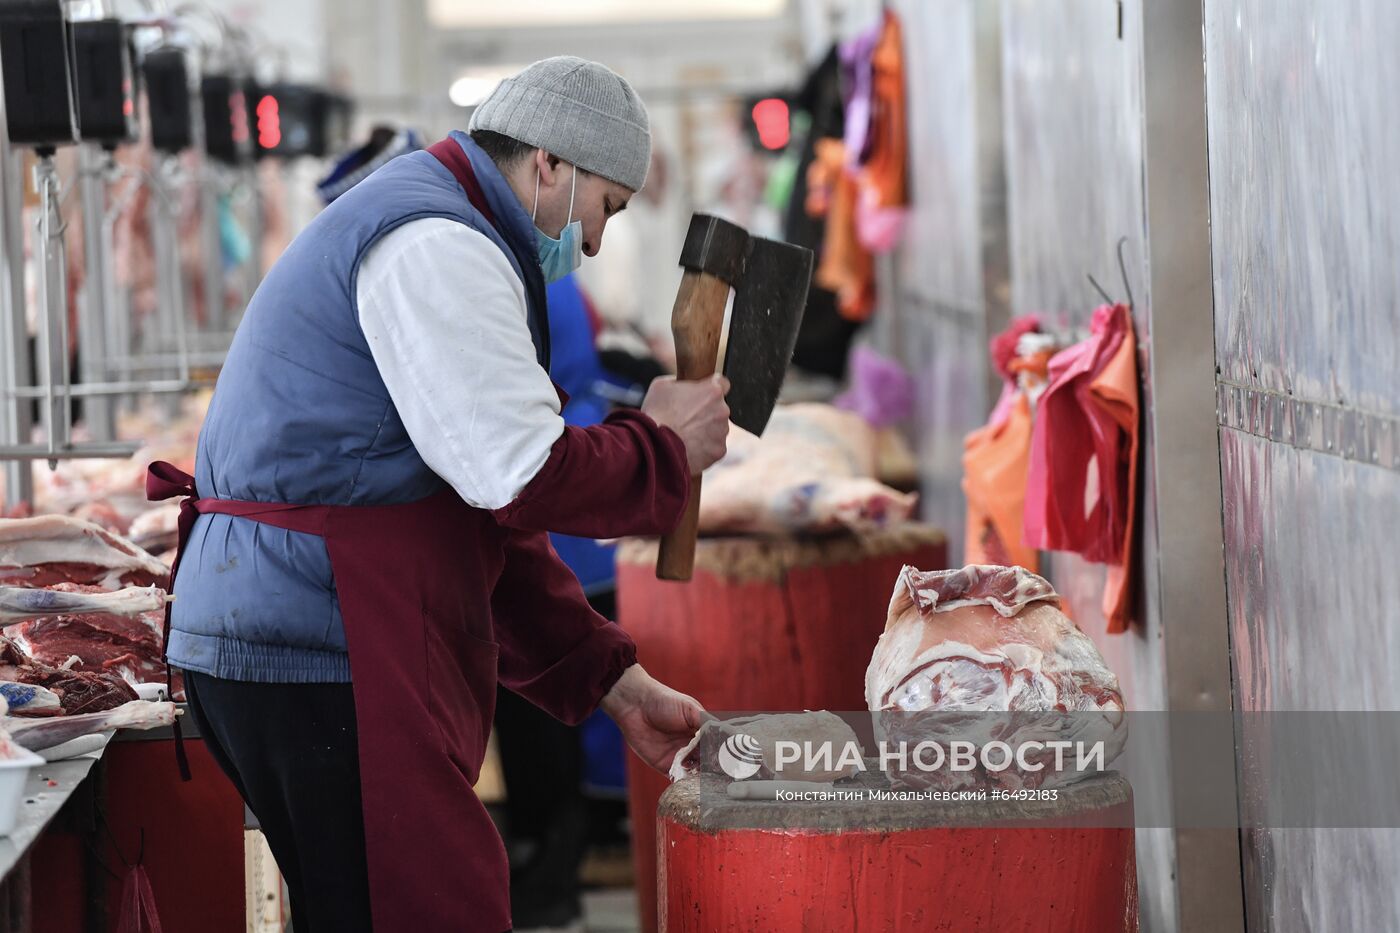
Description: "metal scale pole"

(33, 154), (73, 467)
(0, 120), (33, 508)
(199, 160), (222, 336)
(76, 143), (115, 439)
(101, 162), (140, 409)
(148, 155), (191, 387)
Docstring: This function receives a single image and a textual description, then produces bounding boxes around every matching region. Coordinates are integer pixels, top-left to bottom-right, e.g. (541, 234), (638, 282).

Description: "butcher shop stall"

(0, 0), (1397, 932)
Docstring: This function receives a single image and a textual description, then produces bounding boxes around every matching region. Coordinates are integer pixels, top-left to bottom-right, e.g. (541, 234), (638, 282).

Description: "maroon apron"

(150, 462), (514, 931)
(146, 143), (541, 932)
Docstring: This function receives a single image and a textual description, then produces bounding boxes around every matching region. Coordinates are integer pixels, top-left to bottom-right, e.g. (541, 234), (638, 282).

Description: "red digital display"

(751, 97), (789, 150)
(256, 94), (281, 149)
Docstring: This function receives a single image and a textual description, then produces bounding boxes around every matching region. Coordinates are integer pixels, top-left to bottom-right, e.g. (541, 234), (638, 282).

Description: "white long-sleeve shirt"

(355, 217), (564, 510)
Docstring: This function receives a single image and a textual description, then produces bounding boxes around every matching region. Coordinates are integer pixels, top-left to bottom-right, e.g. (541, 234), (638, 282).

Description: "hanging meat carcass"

(699, 403), (917, 535)
(865, 565), (1126, 790)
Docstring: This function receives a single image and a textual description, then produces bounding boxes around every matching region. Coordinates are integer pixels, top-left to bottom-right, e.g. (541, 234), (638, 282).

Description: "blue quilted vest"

(168, 133), (549, 682)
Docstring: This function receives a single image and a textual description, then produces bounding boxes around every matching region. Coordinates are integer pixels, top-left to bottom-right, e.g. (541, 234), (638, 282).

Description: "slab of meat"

(0, 515), (169, 589)
(6, 614), (166, 686)
(700, 404), (917, 535)
(0, 636), (138, 715)
(3, 699), (176, 752)
(865, 565), (1126, 790)
(669, 711), (863, 783)
(2, 584), (167, 687)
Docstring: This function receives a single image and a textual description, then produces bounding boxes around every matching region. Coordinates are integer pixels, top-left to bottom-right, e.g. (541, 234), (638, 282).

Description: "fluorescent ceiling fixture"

(428, 0), (785, 29)
(448, 67), (519, 107)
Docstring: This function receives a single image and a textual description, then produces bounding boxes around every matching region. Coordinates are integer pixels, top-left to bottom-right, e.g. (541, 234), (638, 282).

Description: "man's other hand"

(601, 664), (710, 774)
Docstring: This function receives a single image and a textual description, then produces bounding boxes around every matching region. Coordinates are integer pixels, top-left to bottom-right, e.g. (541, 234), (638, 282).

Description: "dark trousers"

(493, 590), (617, 926)
(184, 671), (373, 933)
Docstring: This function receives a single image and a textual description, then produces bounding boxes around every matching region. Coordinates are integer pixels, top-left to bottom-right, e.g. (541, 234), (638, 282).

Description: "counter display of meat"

(0, 400), (203, 741)
(0, 635), (139, 715)
(0, 515), (168, 589)
(0, 516), (174, 692)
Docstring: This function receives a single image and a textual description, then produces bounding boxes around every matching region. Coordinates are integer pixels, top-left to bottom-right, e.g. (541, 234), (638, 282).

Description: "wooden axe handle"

(656, 269), (731, 581)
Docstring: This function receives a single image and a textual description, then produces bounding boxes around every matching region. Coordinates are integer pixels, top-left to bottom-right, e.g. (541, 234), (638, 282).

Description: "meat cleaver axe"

(656, 213), (814, 581)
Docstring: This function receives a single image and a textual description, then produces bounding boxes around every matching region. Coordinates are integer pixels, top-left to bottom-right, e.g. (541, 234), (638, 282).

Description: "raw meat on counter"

(3, 700), (177, 753)
(3, 584), (169, 687)
(865, 565), (1126, 791)
(0, 517), (175, 690)
(0, 635), (137, 715)
(669, 711), (863, 783)
(699, 404), (917, 535)
(0, 516), (169, 588)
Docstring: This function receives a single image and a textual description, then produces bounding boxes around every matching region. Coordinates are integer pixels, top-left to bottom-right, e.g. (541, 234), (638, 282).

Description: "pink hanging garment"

(1092, 323), (1142, 633)
(1022, 304), (1140, 623)
(853, 193), (908, 253)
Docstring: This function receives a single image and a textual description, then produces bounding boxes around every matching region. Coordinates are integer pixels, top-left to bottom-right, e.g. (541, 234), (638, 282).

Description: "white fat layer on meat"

(0, 516), (167, 580)
(109, 664), (141, 687)
(903, 564), (1059, 618)
(999, 642), (1043, 672)
(880, 641), (1054, 712)
(865, 619), (926, 709)
(668, 742), (695, 782)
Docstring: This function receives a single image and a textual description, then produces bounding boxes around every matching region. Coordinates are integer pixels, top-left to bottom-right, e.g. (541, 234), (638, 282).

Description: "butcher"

(146, 58), (726, 932)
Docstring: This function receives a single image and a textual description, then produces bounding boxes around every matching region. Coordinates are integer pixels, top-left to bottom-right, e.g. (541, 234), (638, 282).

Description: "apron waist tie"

(146, 461), (333, 780)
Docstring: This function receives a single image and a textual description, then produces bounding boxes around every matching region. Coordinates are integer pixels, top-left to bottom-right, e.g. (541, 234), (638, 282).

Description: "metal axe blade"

(722, 236), (814, 436)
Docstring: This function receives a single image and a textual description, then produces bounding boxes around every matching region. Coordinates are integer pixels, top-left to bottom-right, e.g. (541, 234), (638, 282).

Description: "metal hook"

(1086, 273), (1114, 306)
(1116, 236), (1135, 309)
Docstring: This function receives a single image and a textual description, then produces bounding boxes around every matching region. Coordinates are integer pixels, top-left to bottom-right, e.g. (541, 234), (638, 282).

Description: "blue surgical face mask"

(532, 164), (582, 284)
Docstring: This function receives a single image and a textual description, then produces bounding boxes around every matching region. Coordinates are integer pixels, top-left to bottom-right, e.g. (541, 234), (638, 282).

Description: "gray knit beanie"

(468, 56), (651, 192)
